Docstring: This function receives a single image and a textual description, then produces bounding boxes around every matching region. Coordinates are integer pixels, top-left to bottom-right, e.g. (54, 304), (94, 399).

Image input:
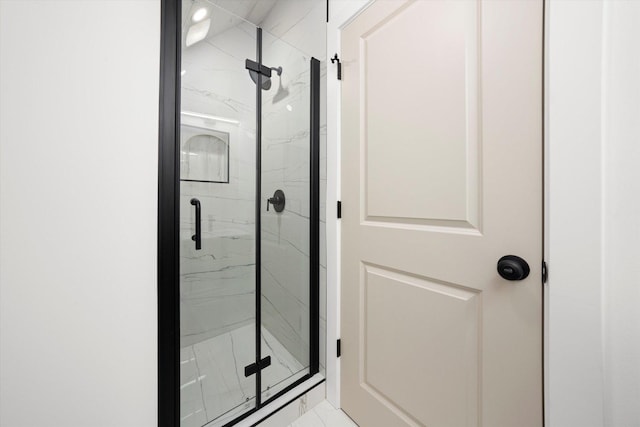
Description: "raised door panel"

(362, 264), (480, 427)
(363, 0), (480, 230)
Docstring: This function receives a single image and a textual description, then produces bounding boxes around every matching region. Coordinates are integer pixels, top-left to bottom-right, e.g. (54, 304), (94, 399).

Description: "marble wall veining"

(259, 0), (328, 375)
(260, 34), (313, 368)
(180, 15), (258, 347)
(179, 0), (327, 377)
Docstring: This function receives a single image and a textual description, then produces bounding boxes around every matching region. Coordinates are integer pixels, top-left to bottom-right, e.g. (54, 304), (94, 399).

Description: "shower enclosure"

(172, 2), (320, 427)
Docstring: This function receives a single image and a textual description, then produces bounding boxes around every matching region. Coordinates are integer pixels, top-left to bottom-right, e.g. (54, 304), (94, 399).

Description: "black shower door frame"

(157, 0), (320, 426)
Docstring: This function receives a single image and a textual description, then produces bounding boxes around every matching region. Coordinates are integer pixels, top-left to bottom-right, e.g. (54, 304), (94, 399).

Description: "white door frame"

(325, 0), (550, 418)
(325, 0), (373, 409)
(543, 1), (550, 425)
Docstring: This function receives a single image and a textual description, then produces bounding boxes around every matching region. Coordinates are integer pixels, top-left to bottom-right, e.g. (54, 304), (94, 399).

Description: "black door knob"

(497, 255), (530, 281)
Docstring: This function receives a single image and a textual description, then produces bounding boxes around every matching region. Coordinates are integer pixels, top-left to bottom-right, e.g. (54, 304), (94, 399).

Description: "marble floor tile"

(261, 326), (309, 401)
(181, 324), (306, 427)
(287, 400), (359, 427)
(180, 346), (209, 427)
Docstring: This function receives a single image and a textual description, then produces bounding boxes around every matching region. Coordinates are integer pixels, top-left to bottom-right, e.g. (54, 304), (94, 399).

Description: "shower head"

(247, 64), (288, 102)
(272, 77), (289, 104)
(249, 70), (272, 90)
(270, 67), (289, 104)
(248, 66), (283, 91)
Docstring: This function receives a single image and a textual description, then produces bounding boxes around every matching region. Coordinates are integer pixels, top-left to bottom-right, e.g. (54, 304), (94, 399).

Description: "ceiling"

(182, 0), (278, 43)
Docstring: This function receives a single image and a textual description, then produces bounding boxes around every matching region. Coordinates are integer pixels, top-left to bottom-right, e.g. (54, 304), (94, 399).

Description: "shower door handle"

(190, 198), (201, 250)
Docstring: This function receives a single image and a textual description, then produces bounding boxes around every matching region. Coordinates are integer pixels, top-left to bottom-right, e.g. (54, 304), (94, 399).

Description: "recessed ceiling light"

(192, 8), (207, 23)
(185, 19), (211, 47)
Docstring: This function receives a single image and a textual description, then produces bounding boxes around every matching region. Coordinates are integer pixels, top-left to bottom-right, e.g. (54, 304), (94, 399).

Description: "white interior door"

(340, 1), (543, 426)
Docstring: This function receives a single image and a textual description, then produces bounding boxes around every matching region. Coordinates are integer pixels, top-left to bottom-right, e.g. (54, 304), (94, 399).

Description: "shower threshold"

(181, 325), (310, 427)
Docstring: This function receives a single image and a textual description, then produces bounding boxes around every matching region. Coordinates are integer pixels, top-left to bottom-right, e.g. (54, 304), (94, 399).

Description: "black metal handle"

(267, 196), (280, 211)
(190, 198), (201, 250)
(266, 189), (285, 213)
(497, 255), (529, 281)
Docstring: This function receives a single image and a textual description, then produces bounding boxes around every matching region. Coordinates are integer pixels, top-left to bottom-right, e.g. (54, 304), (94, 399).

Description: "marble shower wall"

(179, 15), (258, 348)
(260, 34), (312, 370)
(179, 0), (327, 375)
(259, 0), (327, 374)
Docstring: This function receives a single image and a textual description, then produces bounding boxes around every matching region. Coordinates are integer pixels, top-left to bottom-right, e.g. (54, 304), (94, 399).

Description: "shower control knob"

(267, 189), (285, 213)
(497, 255), (530, 281)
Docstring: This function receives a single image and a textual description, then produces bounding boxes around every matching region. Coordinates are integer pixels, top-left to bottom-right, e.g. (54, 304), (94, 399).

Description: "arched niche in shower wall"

(180, 126), (230, 183)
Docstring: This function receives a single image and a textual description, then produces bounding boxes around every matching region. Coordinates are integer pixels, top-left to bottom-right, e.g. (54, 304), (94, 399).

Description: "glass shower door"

(178, 3), (320, 426)
(179, 2), (258, 426)
(259, 31), (319, 402)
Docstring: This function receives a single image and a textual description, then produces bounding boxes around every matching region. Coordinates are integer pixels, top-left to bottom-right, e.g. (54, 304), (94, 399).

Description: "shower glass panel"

(179, 2), (319, 426)
(179, 2), (257, 426)
(260, 31), (312, 402)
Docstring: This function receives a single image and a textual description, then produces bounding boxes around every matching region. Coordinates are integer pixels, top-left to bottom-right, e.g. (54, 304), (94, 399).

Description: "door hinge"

(330, 54), (342, 80)
(337, 201), (342, 218)
(337, 339), (341, 358)
(542, 261), (548, 284)
(244, 356), (271, 377)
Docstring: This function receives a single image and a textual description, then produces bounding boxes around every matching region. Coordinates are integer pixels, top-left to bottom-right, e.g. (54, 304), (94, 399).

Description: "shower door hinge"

(542, 261), (548, 284)
(244, 356), (271, 377)
(337, 339), (341, 358)
(337, 201), (342, 218)
(330, 54), (342, 80)
(245, 59), (272, 77)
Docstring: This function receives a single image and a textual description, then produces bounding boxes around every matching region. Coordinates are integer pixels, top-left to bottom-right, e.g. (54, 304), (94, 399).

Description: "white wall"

(547, 2), (606, 424)
(601, 2), (640, 424)
(548, 1), (640, 426)
(0, 1), (160, 426)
